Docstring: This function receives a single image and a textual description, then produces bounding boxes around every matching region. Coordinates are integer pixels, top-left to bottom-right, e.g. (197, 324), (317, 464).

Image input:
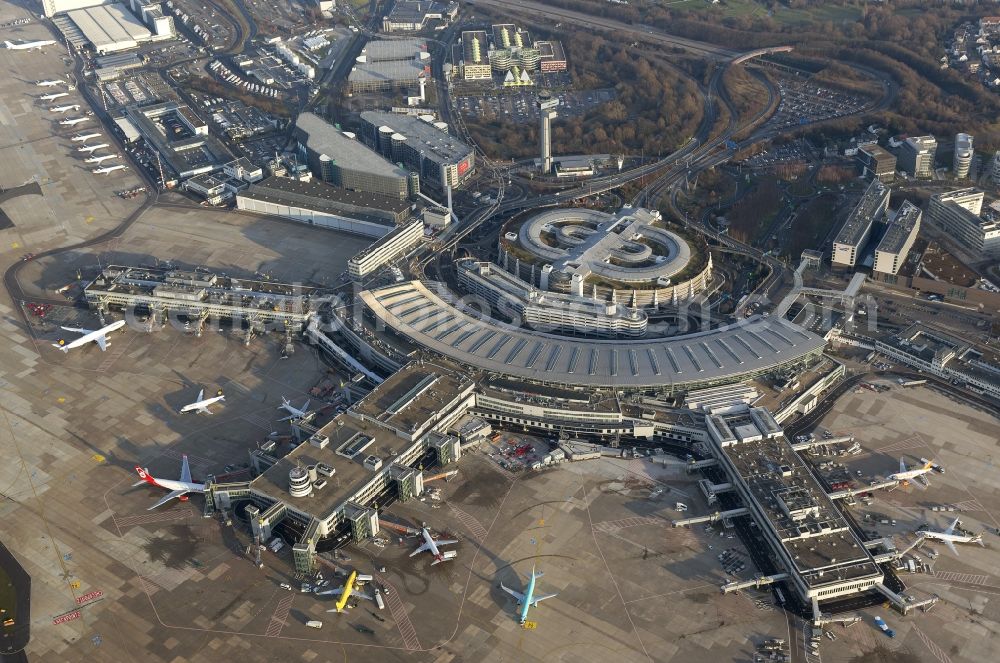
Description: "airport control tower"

(538, 91), (559, 174)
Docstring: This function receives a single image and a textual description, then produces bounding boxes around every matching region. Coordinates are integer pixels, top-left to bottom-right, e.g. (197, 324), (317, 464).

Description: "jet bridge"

(672, 507), (749, 527)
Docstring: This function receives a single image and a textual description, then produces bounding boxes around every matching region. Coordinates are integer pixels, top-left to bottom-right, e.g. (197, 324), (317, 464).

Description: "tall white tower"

(954, 133), (974, 179)
(538, 91), (559, 174)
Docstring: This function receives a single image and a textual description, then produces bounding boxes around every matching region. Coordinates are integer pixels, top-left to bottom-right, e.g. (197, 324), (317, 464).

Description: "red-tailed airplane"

(133, 455), (205, 510)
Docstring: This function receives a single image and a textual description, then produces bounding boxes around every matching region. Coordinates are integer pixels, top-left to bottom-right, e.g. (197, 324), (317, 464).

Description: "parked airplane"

(59, 117), (88, 126)
(319, 571), (374, 613)
(39, 92), (68, 101)
(500, 566), (557, 625)
(4, 39), (56, 51)
(92, 164), (127, 175)
(409, 526), (458, 565)
(133, 455), (205, 510)
(179, 388), (225, 414)
(888, 458), (934, 488)
(50, 104), (79, 113)
(85, 154), (116, 165)
(920, 518), (984, 555)
(52, 319), (126, 352)
(77, 143), (108, 153)
(36, 79), (66, 87)
(71, 132), (101, 142)
(277, 396), (311, 421)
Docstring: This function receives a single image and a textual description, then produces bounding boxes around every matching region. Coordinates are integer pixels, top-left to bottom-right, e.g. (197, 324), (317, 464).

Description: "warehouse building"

(42, 0), (109, 18)
(347, 219), (425, 279)
(67, 3), (152, 54)
(456, 259), (648, 337)
(236, 177), (412, 238)
(360, 111), (475, 189)
(873, 201), (921, 277)
(294, 112), (418, 199)
(350, 38), (431, 92)
(831, 179), (890, 269)
(382, 0), (458, 32)
(927, 188), (1000, 260)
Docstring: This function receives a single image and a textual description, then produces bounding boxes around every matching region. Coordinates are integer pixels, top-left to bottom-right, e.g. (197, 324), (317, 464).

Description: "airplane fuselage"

(55, 319), (126, 352)
(78, 144), (108, 153)
(519, 573), (537, 625)
(93, 165), (127, 174)
(5, 39), (56, 50)
(421, 529), (443, 560)
(922, 531), (982, 546)
(40, 93), (68, 101)
(60, 118), (88, 126)
(180, 395), (225, 413)
(50, 105), (79, 113)
(85, 155), (115, 164)
(889, 468), (932, 483)
(37, 80), (65, 87)
(72, 133), (101, 142)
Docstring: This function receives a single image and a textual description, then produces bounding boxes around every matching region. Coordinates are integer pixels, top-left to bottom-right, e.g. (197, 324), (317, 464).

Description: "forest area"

(462, 32), (704, 160)
(540, 0), (1000, 150)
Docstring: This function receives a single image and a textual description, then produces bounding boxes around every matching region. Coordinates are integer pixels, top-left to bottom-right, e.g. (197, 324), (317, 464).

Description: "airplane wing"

(302, 399), (310, 412)
(198, 405), (213, 415)
(316, 587), (345, 597)
(95, 334), (108, 351)
(409, 542), (433, 557)
(433, 538), (459, 547)
(147, 489), (187, 511)
(915, 474), (930, 489)
(277, 413), (295, 422)
(197, 389), (204, 402)
(944, 539), (959, 556)
(944, 518), (959, 537)
(180, 455), (192, 484)
(899, 457), (907, 474)
(500, 584), (526, 604)
(354, 590), (374, 602)
(60, 325), (92, 334)
(531, 593), (557, 605)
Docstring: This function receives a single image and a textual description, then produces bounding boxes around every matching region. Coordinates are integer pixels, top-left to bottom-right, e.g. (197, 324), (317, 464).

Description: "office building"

(223, 157), (264, 184)
(124, 101), (232, 180)
(460, 30), (492, 80)
(236, 177), (412, 238)
(873, 201), (921, 275)
(184, 173), (230, 205)
(954, 133), (974, 178)
(456, 259), (648, 337)
(856, 144), (896, 183)
(927, 189), (1000, 260)
(899, 136), (936, 178)
(488, 23), (539, 72)
(359, 111), (475, 190)
(993, 151), (1000, 186)
(831, 179), (890, 269)
(294, 113), (417, 199)
(536, 40), (567, 72)
(347, 218), (424, 279)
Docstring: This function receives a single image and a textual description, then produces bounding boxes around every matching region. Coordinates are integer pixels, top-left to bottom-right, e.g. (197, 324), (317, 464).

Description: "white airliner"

(85, 154), (116, 165)
(39, 92), (68, 101)
(4, 39), (56, 51)
(71, 132), (101, 142)
(59, 117), (89, 126)
(920, 518), (984, 555)
(50, 104), (80, 113)
(277, 396), (311, 421)
(92, 164), (127, 175)
(52, 319), (126, 352)
(888, 458), (934, 488)
(36, 79), (66, 87)
(133, 455), (205, 510)
(180, 388), (225, 414)
(77, 143), (108, 153)
(409, 526), (458, 565)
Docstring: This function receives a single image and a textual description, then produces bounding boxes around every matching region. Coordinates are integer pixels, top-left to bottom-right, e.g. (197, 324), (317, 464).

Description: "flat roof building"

(347, 219), (424, 279)
(349, 59), (429, 93)
(705, 407), (883, 605)
(236, 176), (411, 238)
(856, 144), (896, 183)
(124, 101), (232, 179)
(294, 112), (417, 199)
(359, 111), (475, 190)
(873, 201), (921, 276)
(68, 3), (151, 54)
(537, 40), (567, 72)
(460, 30), (492, 80)
(899, 136), (936, 178)
(382, 0), (458, 32)
(831, 179), (890, 269)
(927, 188), (1000, 260)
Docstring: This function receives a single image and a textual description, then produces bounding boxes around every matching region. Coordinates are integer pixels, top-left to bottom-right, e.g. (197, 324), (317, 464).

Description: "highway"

(469, 0), (739, 60)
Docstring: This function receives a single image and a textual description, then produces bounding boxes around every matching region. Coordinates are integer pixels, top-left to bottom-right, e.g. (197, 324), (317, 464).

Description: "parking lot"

(456, 87), (616, 124)
(766, 71), (871, 131)
(739, 138), (814, 169)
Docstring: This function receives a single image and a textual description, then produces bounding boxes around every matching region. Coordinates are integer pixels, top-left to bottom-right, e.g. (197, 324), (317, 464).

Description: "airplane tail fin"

(52, 342), (69, 352)
(3, 41), (12, 49)
(923, 460), (935, 469)
(134, 466), (156, 484)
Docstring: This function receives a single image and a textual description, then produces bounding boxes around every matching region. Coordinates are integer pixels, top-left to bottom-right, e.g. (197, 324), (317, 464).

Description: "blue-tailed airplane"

(500, 566), (557, 625)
